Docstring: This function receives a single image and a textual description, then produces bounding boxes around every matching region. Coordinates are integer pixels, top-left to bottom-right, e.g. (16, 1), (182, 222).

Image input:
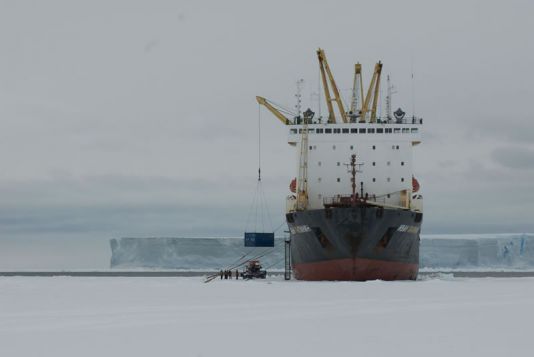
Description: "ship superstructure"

(258, 49), (423, 281)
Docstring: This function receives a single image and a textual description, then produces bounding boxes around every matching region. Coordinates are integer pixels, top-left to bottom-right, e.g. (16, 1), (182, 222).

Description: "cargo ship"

(257, 49), (423, 280)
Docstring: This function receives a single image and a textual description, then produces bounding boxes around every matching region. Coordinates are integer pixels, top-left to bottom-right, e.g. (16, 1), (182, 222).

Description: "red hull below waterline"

(293, 258), (418, 281)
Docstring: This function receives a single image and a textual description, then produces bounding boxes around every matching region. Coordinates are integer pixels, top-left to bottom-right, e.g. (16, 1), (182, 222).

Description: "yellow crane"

(317, 48), (348, 124)
(350, 63), (364, 122)
(360, 61), (383, 123)
(255, 96), (292, 125)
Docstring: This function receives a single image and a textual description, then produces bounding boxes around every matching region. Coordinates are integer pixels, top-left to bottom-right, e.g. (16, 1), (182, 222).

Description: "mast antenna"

(385, 75), (397, 121)
(295, 79), (304, 118)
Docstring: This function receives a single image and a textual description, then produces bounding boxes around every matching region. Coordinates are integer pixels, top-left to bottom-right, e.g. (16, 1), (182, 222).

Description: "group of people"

(220, 269), (239, 280)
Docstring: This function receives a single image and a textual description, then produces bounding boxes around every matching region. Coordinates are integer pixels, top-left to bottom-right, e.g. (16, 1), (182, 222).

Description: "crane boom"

(360, 61), (383, 123)
(256, 96), (291, 125)
(317, 49), (348, 123)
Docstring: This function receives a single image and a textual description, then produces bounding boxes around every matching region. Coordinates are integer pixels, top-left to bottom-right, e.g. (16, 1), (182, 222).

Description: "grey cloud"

(491, 146), (534, 170)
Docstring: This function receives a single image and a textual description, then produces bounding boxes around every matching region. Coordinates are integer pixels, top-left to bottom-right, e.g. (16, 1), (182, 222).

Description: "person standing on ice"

(220, 270), (223, 280)
(235, 269), (239, 280)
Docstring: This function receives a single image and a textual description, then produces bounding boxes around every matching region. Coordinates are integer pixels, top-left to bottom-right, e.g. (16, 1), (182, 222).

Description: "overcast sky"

(0, 0), (533, 240)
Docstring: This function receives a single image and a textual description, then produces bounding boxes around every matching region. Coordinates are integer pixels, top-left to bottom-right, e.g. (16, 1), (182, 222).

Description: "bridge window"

(372, 178), (376, 182)
(337, 162), (340, 166)
(334, 128), (341, 134)
(377, 128), (384, 133)
(401, 161), (404, 166)
(337, 178), (341, 182)
(411, 128), (418, 133)
(394, 128), (401, 134)
(342, 128), (349, 133)
(368, 128), (375, 133)
(351, 128), (357, 133)
(332, 145), (336, 150)
(316, 128), (323, 134)
(401, 178), (405, 182)
(325, 128), (332, 133)
(372, 145), (376, 150)
(402, 128), (409, 133)
(359, 128), (366, 134)
(385, 128), (392, 133)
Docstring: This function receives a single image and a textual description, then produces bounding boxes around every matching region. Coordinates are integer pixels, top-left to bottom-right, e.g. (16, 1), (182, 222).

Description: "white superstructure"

(288, 120), (422, 210)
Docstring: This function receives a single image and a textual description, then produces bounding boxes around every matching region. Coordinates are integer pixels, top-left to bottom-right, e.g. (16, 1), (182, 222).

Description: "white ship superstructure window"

(377, 128), (384, 133)
(401, 178), (405, 182)
(351, 128), (357, 133)
(372, 162), (376, 166)
(359, 128), (366, 133)
(342, 128), (349, 133)
(372, 145), (376, 150)
(318, 161), (321, 166)
(396, 145), (399, 149)
(317, 128), (323, 134)
(337, 178), (341, 182)
(402, 128), (409, 133)
(368, 128), (375, 133)
(386, 128), (392, 133)
(309, 146), (313, 150)
(401, 161), (405, 166)
(387, 177), (391, 182)
(387, 161), (391, 166)
(334, 128), (341, 134)
(325, 128), (332, 133)
(318, 177), (322, 182)
(411, 128), (418, 133)
(394, 128), (400, 133)
(337, 162), (340, 166)
(332, 145), (336, 150)
(372, 178), (376, 182)
(350, 145), (354, 150)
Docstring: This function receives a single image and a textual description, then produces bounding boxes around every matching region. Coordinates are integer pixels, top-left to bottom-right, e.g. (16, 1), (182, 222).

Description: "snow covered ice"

(1, 276), (534, 357)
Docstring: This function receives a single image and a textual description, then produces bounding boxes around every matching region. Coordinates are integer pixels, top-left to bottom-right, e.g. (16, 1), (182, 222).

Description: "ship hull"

(287, 205), (422, 281)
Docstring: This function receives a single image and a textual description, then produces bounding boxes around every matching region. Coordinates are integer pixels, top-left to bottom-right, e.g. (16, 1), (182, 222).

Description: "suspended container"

(244, 232), (274, 247)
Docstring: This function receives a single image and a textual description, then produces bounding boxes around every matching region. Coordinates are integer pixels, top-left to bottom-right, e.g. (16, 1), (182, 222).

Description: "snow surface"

(1, 276), (533, 357)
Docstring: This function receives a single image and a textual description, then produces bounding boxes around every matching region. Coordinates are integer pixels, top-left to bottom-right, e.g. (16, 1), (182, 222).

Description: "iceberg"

(110, 234), (534, 270)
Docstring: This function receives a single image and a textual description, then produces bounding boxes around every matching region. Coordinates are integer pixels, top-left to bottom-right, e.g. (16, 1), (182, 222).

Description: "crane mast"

(296, 112), (309, 210)
(350, 63), (364, 122)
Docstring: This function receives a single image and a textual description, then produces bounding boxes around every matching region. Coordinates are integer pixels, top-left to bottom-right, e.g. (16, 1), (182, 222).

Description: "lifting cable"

(244, 104), (273, 233)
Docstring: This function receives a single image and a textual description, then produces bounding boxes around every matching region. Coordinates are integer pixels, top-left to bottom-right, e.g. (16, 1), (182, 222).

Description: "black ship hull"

(286, 205), (422, 281)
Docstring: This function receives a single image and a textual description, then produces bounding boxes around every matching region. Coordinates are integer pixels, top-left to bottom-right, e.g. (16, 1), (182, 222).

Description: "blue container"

(244, 232), (275, 247)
